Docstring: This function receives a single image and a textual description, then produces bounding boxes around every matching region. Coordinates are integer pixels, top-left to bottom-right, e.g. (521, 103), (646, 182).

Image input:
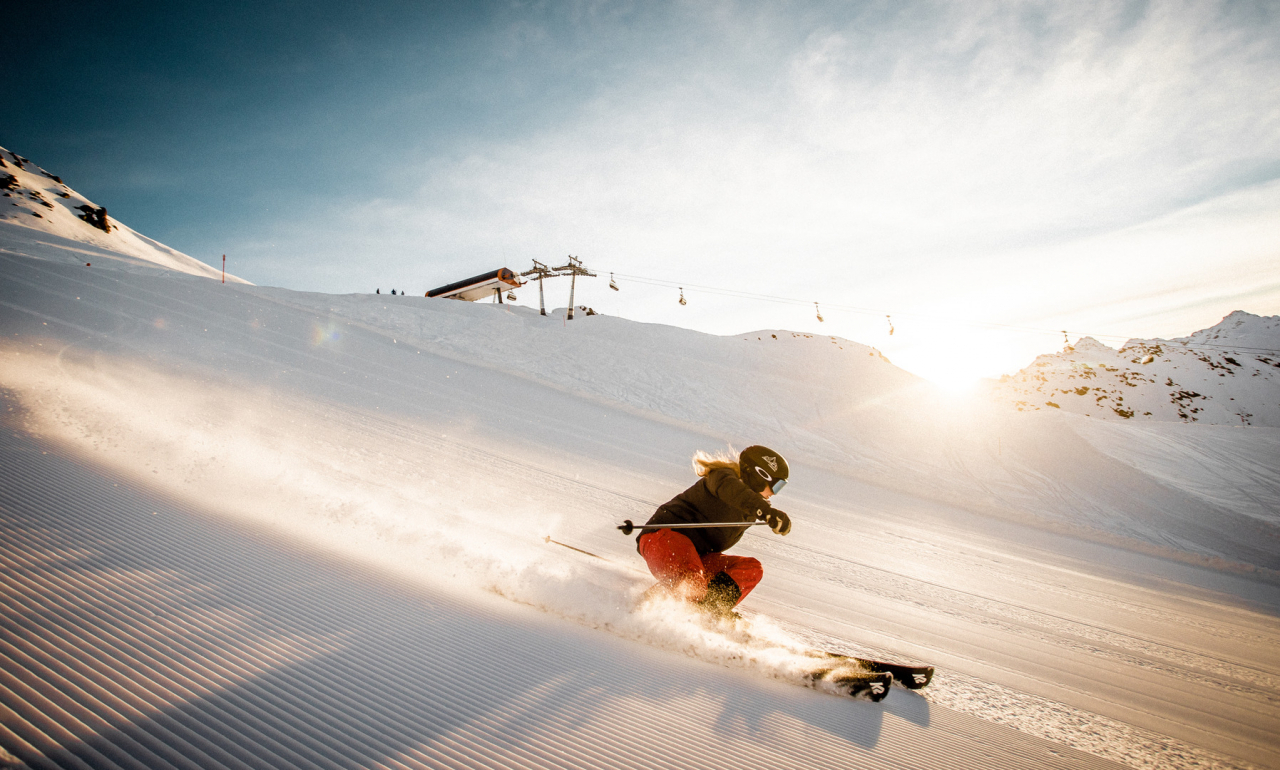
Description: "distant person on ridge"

(636, 446), (792, 616)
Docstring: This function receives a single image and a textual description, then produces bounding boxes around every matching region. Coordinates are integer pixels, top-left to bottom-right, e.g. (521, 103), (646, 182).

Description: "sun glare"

(925, 370), (982, 394)
(891, 338), (1018, 395)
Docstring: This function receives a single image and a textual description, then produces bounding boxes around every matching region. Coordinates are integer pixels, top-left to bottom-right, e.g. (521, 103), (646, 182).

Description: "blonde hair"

(692, 448), (740, 478)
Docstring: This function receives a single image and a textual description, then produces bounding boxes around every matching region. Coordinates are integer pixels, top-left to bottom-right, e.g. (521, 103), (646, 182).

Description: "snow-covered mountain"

(985, 311), (1280, 426)
(0, 145), (245, 282)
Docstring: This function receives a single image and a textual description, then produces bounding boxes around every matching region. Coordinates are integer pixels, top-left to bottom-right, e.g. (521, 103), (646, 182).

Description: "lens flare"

(310, 322), (342, 347)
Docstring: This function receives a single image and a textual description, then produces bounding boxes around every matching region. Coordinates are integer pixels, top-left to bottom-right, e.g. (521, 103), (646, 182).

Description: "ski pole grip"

(617, 519), (635, 536)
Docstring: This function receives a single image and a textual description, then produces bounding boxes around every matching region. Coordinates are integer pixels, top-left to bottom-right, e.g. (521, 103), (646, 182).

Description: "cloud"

(236, 0), (1279, 378)
(348, 2), (1273, 247)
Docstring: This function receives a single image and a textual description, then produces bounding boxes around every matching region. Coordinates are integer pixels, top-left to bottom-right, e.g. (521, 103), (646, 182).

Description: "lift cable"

(605, 271), (1280, 357)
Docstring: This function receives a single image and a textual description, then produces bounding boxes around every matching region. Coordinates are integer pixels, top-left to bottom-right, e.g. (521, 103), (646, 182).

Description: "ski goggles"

(771, 478), (787, 494)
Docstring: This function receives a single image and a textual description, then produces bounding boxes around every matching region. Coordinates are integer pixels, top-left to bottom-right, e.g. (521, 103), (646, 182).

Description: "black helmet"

(739, 445), (788, 494)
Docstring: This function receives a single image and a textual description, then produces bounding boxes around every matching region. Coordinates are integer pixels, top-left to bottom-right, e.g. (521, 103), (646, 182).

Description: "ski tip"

(870, 664), (932, 689)
(902, 667), (934, 690)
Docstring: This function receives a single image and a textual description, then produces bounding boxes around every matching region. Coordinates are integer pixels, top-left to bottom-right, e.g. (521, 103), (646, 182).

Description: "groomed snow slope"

(241, 285), (1280, 570)
(1, 250), (1279, 770)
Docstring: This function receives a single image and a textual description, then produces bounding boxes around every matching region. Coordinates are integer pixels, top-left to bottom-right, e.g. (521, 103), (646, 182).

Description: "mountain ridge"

(985, 311), (1280, 426)
(0, 145), (247, 283)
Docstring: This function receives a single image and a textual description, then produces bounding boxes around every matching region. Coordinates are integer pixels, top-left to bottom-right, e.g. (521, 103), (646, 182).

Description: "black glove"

(764, 509), (791, 536)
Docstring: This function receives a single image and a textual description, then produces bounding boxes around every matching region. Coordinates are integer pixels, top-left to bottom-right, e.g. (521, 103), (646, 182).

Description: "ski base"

(808, 651), (934, 690)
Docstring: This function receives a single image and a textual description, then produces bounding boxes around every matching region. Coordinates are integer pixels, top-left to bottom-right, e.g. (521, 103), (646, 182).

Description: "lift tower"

(551, 255), (596, 320)
(520, 260), (556, 316)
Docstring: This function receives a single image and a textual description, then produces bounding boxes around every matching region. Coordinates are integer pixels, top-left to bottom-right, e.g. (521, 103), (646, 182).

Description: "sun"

(926, 370), (983, 394)
(890, 340), (1007, 395)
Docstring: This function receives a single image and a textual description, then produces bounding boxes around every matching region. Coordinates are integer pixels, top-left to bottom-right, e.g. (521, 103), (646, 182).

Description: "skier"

(636, 446), (792, 615)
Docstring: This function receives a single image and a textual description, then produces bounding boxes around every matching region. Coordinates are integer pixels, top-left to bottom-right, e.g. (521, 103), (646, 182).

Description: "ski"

(629, 588), (928, 699)
(807, 651), (934, 690)
(831, 670), (893, 701)
(803, 660), (893, 701)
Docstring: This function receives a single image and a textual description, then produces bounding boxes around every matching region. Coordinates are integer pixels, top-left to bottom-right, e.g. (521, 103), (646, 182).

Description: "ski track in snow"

(1069, 419), (1280, 528)
(748, 535), (1280, 699)
(1, 232), (1278, 769)
(766, 619), (1264, 770)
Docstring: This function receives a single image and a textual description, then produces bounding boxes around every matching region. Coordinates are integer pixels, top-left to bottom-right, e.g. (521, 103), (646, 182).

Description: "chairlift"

(506, 291), (517, 302)
(678, 288), (687, 306)
(609, 273), (619, 291)
(815, 302), (824, 322)
(886, 314), (895, 336)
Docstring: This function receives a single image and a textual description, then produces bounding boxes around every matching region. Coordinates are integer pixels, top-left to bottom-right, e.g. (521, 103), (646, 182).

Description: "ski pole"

(616, 519), (768, 536)
(543, 535), (607, 560)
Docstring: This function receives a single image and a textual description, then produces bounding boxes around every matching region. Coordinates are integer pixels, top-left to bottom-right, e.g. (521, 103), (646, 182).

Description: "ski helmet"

(739, 445), (788, 494)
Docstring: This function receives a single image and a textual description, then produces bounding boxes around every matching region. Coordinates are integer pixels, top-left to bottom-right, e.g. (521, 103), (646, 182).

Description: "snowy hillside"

(249, 290), (1280, 571)
(260, 286), (920, 451)
(1, 225), (1279, 769)
(985, 311), (1280, 426)
(0, 145), (245, 282)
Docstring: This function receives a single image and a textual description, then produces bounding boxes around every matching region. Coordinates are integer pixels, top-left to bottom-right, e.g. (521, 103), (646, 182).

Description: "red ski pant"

(637, 528), (763, 605)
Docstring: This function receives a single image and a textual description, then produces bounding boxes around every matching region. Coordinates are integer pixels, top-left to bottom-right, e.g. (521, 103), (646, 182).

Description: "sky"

(9, 0), (1280, 387)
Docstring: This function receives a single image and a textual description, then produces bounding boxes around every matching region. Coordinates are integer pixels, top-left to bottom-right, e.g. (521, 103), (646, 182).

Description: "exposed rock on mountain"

(986, 311), (1280, 426)
(0, 145), (246, 282)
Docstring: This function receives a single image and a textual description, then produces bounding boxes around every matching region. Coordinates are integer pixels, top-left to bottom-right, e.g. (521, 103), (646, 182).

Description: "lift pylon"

(552, 256), (597, 320)
(518, 256), (598, 319)
(520, 260), (556, 316)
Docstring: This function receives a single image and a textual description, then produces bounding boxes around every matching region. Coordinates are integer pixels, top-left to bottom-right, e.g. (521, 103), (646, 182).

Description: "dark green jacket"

(639, 468), (775, 555)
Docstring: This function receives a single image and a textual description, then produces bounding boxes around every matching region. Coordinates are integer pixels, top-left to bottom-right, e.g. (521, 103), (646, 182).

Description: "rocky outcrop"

(985, 312), (1280, 426)
(76, 204), (113, 233)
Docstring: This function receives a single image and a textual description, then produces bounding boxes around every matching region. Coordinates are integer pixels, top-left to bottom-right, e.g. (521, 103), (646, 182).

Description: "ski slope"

(1, 229), (1279, 769)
